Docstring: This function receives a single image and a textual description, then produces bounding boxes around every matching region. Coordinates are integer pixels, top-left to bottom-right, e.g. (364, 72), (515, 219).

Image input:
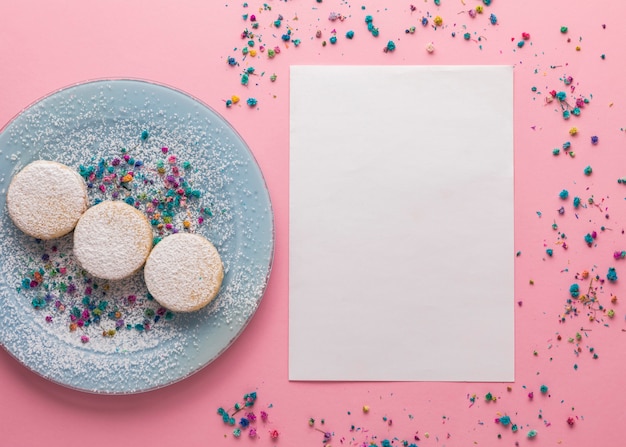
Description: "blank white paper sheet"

(289, 65), (514, 382)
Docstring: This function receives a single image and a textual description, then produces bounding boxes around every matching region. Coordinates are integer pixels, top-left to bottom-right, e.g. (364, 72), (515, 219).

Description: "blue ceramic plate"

(0, 80), (274, 393)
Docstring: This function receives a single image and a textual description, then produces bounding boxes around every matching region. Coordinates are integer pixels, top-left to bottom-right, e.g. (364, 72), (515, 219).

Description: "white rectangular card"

(289, 65), (514, 381)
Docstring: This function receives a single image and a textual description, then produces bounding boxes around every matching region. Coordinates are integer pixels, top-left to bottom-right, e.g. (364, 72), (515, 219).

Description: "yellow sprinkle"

(434, 16), (443, 26)
(475, 5), (483, 13)
(569, 127), (578, 135)
(121, 174), (133, 183)
(576, 46), (581, 51)
(232, 95), (240, 104)
(362, 405), (370, 413)
(183, 220), (191, 229)
(249, 49), (257, 57)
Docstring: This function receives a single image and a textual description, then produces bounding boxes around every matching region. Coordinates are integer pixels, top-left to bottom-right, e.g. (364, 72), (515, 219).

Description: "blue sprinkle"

(246, 97), (258, 107)
(569, 283), (580, 298)
(559, 189), (569, 200)
(546, 248), (554, 257)
(346, 30), (355, 39)
(489, 13), (497, 25)
(607, 267), (618, 282)
(573, 196), (581, 208)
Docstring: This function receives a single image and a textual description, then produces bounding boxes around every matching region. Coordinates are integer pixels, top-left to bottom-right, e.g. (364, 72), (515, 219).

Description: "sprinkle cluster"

(217, 392), (278, 440)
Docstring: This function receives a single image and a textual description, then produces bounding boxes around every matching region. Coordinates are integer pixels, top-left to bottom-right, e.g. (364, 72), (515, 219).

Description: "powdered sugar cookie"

(144, 233), (224, 312)
(6, 160), (88, 240)
(73, 200), (153, 281)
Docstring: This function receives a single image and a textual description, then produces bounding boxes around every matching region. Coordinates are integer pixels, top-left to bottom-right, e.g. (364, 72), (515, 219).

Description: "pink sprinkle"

(45, 316), (53, 323)
(161, 147), (169, 154)
(567, 416), (575, 426)
(528, 392), (534, 399)
(168, 155), (177, 164)
(198, 216), (204, 225)
(80, 335), (89, 343)
(250, 14), (256, 21)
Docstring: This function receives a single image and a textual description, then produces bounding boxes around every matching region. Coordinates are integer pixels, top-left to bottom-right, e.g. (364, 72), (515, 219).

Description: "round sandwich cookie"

(73, 200), (153, 281)
(7, 160), (88, 240)
(144, 232), (224, 312)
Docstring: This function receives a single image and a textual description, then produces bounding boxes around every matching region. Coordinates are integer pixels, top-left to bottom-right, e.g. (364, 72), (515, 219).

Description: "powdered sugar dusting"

(145, 233), (224, 313)
(73, 200), (153, 281)
(0, 80), (274, 393)
(7, 160), (88, 239)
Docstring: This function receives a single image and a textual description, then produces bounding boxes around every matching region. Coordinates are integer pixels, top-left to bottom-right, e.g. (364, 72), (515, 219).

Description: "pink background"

(1, 1), (624, 445)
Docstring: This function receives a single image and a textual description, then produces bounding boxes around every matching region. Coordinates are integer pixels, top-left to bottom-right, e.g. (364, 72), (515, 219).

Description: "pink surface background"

(1, 1), (625, 445)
